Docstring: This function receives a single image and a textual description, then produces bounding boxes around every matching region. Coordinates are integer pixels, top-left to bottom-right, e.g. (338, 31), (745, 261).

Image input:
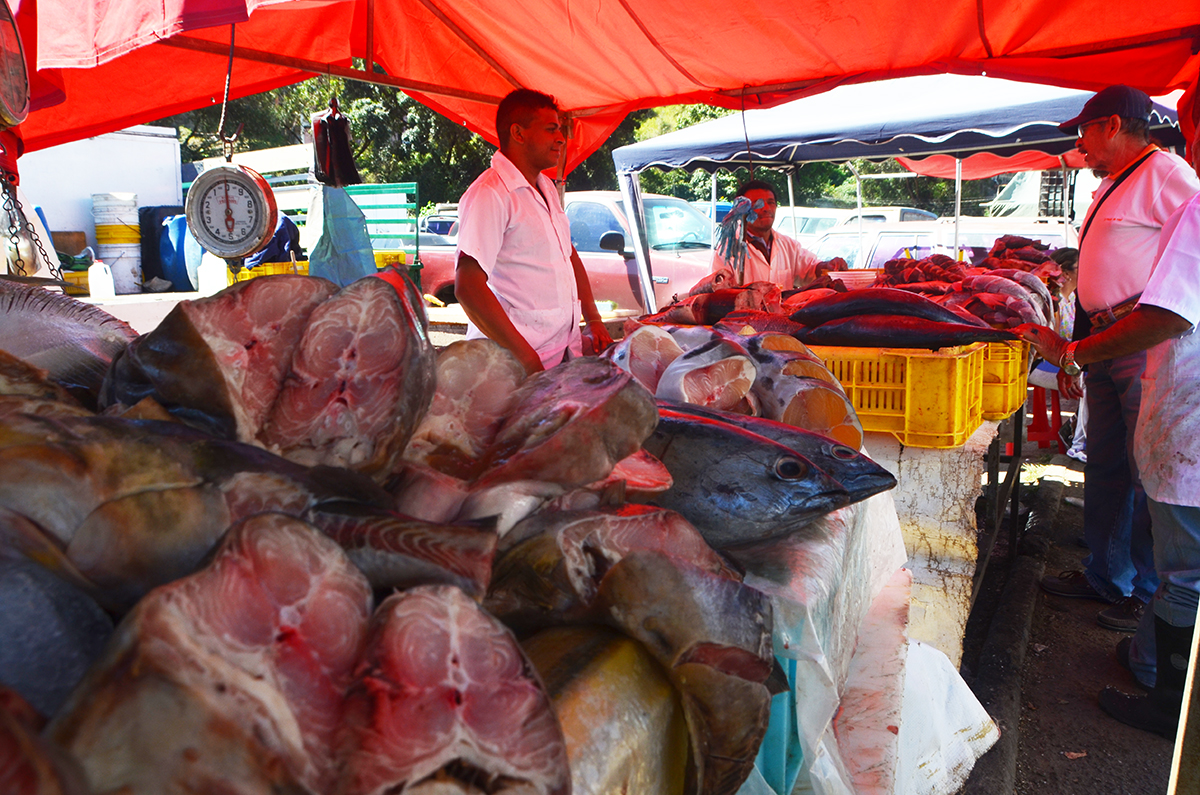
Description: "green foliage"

(155, 89), (998, 215)
(829, 160), (1000, 216)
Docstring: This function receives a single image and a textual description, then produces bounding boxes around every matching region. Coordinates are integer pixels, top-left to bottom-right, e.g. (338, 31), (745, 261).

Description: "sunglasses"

(1076, 117), (1112, 138)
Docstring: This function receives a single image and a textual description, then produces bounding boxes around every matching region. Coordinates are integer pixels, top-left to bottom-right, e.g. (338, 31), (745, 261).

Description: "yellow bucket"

(95, 223), (140, 245)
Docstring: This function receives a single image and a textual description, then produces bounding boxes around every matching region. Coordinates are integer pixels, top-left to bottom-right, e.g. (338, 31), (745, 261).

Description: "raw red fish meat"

(103, 274), (338, 440)
(48, 513), (373, 795)
(404, 339), (527, 479)
(605, 324), (683, 393)
(261, 276), (434, 476)
(336, 585), (569, 795)
(475, 357), (657, 490)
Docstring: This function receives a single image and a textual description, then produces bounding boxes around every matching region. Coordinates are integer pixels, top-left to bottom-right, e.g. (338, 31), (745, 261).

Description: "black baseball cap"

(1058, 85), (1153, 133)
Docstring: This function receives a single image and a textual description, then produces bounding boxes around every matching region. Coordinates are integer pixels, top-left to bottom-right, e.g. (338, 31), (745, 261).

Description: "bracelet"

(586, 318), (606, 325)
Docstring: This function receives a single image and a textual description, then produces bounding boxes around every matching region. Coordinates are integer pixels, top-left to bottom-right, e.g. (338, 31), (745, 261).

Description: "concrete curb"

(960, 473), (1065, 794)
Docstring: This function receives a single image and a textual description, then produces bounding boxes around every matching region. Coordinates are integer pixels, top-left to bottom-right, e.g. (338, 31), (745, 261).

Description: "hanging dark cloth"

(311, 96), (361, 187)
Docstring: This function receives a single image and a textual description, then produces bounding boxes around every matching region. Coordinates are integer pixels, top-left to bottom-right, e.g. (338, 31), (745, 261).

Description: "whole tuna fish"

(658, 402), (896, 501)
(789, 287), (989, 328)
(336, 585), (570, 795)
(48, 514), (374, 795)
(0, 281), (137, 408)
(793, 314), (1019, 349)
(635, 409), (851, 548)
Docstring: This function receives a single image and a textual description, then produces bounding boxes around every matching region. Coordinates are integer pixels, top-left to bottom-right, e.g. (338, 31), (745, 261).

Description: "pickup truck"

(416, 190), (714, 312)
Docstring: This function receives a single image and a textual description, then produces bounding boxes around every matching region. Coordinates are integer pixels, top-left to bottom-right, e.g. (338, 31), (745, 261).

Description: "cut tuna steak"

(48, 513), (373, 795)
(101, 274), (338, 439)
(260, 276), (435, 476)
(337, 585), (569, 795)
(475, 357), (657, 489)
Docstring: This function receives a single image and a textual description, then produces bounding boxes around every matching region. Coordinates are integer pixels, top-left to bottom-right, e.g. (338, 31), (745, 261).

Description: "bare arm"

(1018, 304), (1193, 368)
(455, 253), (544, 374)
(570, 248), (613, 351)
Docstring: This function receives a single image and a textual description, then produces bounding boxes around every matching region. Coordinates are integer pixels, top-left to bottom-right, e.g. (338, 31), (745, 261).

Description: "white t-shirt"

(1133, 191), (1200, 507)
(1076, 148), (1199, 313)
(456, 151), (582, 368)
(711, 229), (822, 289)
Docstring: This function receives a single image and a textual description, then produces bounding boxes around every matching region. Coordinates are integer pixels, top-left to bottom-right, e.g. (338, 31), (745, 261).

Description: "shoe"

(1040, 570), (1107, 601)
(1067, 447), (1087, 463)
(1099, 617), (1193, 738)
(1098, 597), (1145, 632)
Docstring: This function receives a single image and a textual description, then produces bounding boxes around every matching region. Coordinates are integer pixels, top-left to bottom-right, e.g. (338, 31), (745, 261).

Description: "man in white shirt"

(455, 89), (612, 374)
(710, 180), (824, 289)
(1039, 86), (1200, 648)
(1021, 118), (1200, 738)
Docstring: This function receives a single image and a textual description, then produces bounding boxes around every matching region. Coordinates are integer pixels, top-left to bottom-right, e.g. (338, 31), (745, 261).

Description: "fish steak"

(336, 585), (569, 795)
(48, 513), (373, 795)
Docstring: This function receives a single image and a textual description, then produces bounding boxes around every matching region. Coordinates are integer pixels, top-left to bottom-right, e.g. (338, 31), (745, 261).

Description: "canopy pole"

(618, 171), (657, 314)
(365, 0), (375, 72)
(847, 162), (865, 268)
(954, 158), (962, 259)
(711, 169), (719, 243)
(787, 168), (797, 236)
(1059, 155), (1070, 243)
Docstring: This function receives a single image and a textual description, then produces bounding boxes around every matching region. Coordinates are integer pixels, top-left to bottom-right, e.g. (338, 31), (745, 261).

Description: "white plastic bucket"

(97, 243), (141, 294)
(92, 193), (139, 245)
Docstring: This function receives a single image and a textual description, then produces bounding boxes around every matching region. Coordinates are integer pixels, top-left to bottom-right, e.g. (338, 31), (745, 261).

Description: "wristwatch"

(1060, 341), (1082, 376)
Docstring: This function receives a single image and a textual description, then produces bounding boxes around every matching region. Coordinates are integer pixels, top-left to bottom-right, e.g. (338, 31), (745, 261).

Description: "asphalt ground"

(960, 437), (1175, 794)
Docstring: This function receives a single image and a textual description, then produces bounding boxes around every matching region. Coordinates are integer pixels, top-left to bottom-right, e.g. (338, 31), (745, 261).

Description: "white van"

(773, 207), (852, 243)
(810, 217), (1078, 269)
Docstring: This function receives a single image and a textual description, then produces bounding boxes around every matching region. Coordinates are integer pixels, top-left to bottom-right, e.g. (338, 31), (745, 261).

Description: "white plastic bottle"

(87, 259), (116, 300)
(196, 253), (229, 296)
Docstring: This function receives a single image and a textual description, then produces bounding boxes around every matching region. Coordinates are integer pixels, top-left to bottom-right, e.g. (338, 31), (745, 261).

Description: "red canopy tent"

(10, 0), (1200, 170)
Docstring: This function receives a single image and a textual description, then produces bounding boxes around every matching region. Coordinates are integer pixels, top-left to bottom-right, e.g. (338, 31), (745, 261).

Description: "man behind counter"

(454, 89), (612, 374)
(710, 180), (825, 289)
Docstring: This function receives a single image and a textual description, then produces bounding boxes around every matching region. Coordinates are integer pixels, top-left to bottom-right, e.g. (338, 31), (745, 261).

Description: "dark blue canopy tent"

(611, 75), (1182, 311)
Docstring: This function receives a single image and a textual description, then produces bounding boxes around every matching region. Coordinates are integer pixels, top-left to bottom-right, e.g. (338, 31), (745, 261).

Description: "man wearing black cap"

(1038, 86), (1199, 671)
(1021, 118), (1200, 738)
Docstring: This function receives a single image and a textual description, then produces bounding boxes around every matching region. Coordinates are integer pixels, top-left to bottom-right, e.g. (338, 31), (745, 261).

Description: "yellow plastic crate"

(229, 260), (309, 284)
(61, 269), (90, 294)
(809, 342), (985, 449)
(373, 250), (406, 268)
(981, 340), (1030, 421)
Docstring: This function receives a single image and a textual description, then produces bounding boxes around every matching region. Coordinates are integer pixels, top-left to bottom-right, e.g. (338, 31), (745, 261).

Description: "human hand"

(583, 319), (614, 354)
(1057, 367), (1084, 399)
(1015, 323), (1070, 369)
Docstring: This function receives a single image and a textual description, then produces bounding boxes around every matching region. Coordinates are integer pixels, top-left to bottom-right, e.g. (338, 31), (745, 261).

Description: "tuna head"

(636, 410), (851, 549)
(658, 402), (897, 506)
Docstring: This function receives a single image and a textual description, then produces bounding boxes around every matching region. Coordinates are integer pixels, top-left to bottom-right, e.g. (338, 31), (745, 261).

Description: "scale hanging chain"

(1, 169), (61, 280)
(215, 24), (241, 162)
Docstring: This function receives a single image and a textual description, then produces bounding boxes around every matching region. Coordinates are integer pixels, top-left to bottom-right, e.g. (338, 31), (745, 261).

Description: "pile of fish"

(0, 273), (898, 795)
(607, 324), (865, 449)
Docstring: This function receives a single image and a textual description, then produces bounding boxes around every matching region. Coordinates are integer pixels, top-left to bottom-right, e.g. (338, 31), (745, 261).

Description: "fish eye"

(830, 444), (858, 460)
(774, 456), (808, 480)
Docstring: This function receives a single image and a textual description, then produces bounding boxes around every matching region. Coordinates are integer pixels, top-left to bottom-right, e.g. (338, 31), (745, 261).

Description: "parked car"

(839, 206), (937, 225)
(773, 207), (853, 243)
(419, 203), (459, 236)
(809, 218), (1078, 269)
(416, 191), (714, 312)
(691, 200), (735, 223)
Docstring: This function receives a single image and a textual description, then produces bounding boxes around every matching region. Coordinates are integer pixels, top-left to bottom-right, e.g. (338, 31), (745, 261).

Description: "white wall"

(17, 125), (182, 248)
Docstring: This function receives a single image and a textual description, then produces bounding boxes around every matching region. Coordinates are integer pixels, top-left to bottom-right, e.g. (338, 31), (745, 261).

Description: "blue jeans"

(1081, 352), (1158, 603)
(1128, 500), (1200, 688)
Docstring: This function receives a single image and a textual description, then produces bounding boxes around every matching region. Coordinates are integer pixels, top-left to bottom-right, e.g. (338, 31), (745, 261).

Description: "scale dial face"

(185, 164), (278, 259)
(0, 1), (29, 129)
